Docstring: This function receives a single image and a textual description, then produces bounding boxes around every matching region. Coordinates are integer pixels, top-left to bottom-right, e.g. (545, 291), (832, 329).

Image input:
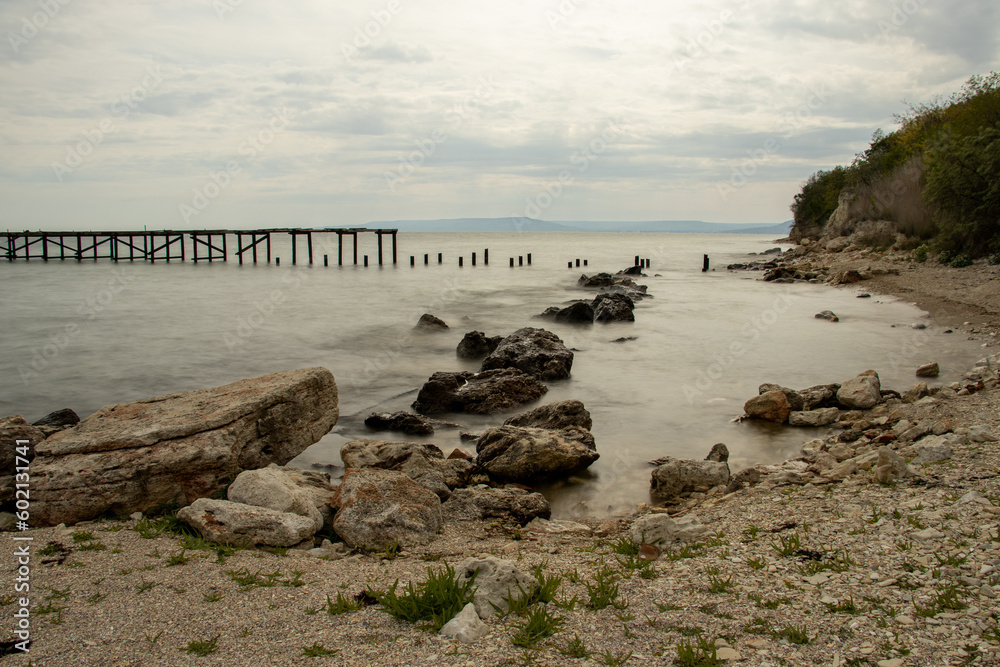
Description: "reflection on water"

(0, 232), (986, 518)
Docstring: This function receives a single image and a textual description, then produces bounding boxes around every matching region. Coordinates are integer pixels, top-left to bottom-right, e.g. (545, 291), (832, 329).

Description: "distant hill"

(356, 218), (793, 235)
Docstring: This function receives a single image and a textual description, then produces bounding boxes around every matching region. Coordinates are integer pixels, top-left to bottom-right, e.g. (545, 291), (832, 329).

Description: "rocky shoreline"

(3, 252), (1000, 665)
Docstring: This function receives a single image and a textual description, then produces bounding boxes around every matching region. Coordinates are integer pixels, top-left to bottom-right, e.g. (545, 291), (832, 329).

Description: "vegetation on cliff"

(791, 73), (1000, 256)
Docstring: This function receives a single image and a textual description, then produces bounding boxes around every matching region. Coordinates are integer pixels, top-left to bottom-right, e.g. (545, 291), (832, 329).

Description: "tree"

(923, 125), (1000, 255)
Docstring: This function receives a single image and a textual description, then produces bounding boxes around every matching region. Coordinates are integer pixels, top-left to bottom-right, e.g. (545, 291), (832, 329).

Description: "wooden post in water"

(237, 232), (243, 264)
(527, 253), (531, 265)
(518, 256), (523, 266)
(363, 254), (368, 267)
(276, 257), (280, 266)
(459, 256), (464, 267)
(353, 232), (358, 265)
(576, 259), (580, 267)
(291, 233), (297, 265)
(484, 248), (489, 265)
(567, 261), (572, 268)
(438, 252), (442, 264)
(392, 231), (398, 264)
(471, 252), (476, 266)
(324, 254), (328, 266)
(307, 232), (312, 265)
(424, 253), (428, 265)
(410, 256), (415, 266)
(338, 233), (343, 266)
(702, 254), (709, 272)
(584, 259), (588, 266)
(377, 233), (383, 266)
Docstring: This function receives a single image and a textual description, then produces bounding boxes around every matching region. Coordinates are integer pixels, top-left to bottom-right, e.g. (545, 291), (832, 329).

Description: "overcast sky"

(1, 0), (996, 231)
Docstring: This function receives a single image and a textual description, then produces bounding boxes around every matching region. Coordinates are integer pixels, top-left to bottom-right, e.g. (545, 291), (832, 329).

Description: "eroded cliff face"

(791, 156), (935, 246)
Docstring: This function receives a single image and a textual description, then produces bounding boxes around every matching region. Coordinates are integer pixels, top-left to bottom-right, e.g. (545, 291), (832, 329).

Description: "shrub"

(368, 564), (477, 632)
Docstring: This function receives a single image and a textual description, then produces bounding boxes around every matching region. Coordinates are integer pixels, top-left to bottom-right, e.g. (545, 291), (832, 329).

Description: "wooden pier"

(1, 228), (398, 266)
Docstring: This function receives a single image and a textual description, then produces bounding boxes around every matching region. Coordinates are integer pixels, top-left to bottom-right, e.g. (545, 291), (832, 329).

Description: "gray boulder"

(788, 408), (840, 427)
(31, 408), (81, 429)
(453, 556), (536, 619)
(798, 384), (840, 410)
(441, 486), (551, 525)
(29, 367), (339, 527)
(758, 384), (806, 411)
(364, 411), (435, 436)
(503, 400), (593, 431)
(873, 446), (913, 484)
(227, 464), (336, 532)
(592, 293), (635, 323)
(915, 362), (940, 378)
(456, 331), (502, 360)
(177, 498), (317, 547)
(650, 458), (730, 501)
(705, 443), (729, 463)
(476, 425), (599, 483)
(910, 435), (954, 465)
(815, 310), (839, 322)
(480, 328), (574, 381)
(340, 439), (473, 499)
(416, 313), (449, 330)
(440, 603), (489, 643)
(553, 301), (595, 324)
(837, 370), (881, 409)
(412, 369), (548, 415)
(331, 468), (441, 550)
(744, 390), (793, 423)
(629, 513), (709, 545)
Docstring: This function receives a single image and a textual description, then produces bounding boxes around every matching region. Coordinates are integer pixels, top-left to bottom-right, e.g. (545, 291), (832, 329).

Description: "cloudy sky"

(1, 0), (997, 231)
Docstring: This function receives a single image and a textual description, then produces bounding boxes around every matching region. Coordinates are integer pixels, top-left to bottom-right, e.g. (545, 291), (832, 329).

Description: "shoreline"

(4, 246), (1000, 665)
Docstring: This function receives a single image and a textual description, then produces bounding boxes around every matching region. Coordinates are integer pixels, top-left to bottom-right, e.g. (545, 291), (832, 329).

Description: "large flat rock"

(30, 367), (339, 526)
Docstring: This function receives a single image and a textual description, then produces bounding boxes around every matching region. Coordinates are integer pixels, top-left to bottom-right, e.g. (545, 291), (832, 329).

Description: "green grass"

(202, 591), (224, 603)
(556, 634), (589, 658)
(302, 642), (339, 657)
(585, 563), (628, 610)
(746, 556), (767, 570)
(165, 550), (193, 567)
(181, 635), (219, 657)
(369, 563), (477, 632)
(135, 578), (158, 594)
(226, 567), (285, 589)
(914, 585), (967, 617)
(675, 634), (721, 666)
(825, 596), (863, 615)
(774, 624), (810, 644)
(510, 605), (563, 647)
(595, 649), (633, 666)
(770, 532), (801, 556)
(71, 530), (96, 542)
(326, 591), (362, 615)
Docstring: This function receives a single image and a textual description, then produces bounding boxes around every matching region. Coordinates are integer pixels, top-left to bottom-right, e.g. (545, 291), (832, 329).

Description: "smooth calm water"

(0, 232), (986, 517)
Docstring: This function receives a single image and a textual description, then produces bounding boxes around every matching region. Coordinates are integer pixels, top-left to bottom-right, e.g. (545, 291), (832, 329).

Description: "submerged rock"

(364, 411), (435, 436)
(416, 313), (449, 330)
(412, 369), (548, 415)
(502, 400), (593, 431)
(475, 425), (599, 483)
(480, 327), (574, 381)
(456, 331), (502, 359)
(592, 293), (635, 323)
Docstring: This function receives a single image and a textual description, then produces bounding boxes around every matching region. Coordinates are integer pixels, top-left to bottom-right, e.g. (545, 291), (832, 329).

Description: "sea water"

(0, 232), (985, 517)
